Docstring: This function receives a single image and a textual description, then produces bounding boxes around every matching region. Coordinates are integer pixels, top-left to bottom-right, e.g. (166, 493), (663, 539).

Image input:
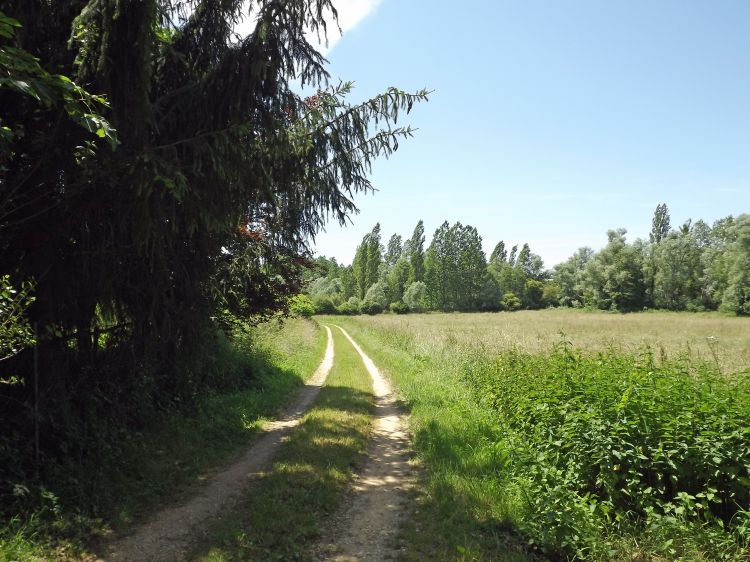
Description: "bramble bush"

(465, 343), (750, 559)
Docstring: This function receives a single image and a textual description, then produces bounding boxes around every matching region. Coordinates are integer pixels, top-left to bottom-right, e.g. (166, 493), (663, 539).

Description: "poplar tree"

(650, 203), (671, 244)
(407, 219), (426, 284)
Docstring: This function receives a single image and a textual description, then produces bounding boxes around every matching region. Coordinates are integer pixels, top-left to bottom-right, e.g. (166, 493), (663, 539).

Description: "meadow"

(329, 310), (750, 561)
(347, 309), (750, 374)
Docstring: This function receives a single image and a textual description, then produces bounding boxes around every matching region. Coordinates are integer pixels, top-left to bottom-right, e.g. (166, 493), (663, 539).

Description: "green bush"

(389, 301), (409, 314)
(359, 300), (383, 315)
(336, 301), (359, 315)
(289, 294), (316, 317)
(464, 346), (750, 559)
(500, 291), (522, 311)
(403, 281), (427, 312)
(312, 295), (337, 315)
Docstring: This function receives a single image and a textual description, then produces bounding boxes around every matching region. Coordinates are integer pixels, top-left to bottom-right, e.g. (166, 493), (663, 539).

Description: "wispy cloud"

(234, 0), (382, 54)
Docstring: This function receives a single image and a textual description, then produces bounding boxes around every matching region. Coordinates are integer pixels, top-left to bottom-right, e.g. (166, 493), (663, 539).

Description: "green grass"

(188, 325), (375, 561)
(326, 312), (750, 561)
(0, 317), (326, 562)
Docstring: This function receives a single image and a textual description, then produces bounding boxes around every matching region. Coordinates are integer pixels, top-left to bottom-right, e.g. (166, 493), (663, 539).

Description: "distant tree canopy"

(0, 0), (427, 481)
(306, 205), (750, 316)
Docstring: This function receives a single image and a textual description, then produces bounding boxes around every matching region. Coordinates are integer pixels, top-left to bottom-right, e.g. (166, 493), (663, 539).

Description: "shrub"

(359, 300), (383, 315)
(289, 294), (315, 317)
(403, 281), (427, 312)
(389, 301), (409, 314)
(312, 295), (337, 314)
(336, 300), (359, 315)
(500, 291), (522, 311)
(364, 282), (388, 308)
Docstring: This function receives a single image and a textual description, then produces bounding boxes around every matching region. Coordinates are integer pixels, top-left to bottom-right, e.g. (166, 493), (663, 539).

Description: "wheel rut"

(99, 325), (335, 562)
(314, 325), (415, 562)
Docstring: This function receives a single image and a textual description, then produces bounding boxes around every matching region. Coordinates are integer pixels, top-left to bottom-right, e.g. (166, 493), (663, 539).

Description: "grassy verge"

(328, 314), (750, 561)
(188, 325), (375, 562)
(0, 317), (326, 562)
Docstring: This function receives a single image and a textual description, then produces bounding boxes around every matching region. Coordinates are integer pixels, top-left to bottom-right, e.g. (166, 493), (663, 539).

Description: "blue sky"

(309, 0), (750, 267)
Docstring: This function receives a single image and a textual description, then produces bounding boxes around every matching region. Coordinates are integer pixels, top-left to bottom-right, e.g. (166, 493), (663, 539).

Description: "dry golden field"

(350, 309), (750, 374)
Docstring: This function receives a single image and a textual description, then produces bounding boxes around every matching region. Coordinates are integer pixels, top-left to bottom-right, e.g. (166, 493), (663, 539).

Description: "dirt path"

(99, 325), (335, 562)
(314, 326), (415, 562)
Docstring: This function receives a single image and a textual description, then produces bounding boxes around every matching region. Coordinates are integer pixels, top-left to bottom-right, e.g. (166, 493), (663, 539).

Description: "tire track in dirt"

(315, 325), (414, 562)
(100, 325), (335, 562)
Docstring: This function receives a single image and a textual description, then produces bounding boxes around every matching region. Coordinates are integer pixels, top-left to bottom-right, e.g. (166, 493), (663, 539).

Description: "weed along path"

(101, 325), (335, 562)
(315, 325), (415, 562)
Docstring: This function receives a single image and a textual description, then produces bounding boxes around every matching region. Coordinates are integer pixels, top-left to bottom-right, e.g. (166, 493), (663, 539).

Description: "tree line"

(301, 204), (750, 316)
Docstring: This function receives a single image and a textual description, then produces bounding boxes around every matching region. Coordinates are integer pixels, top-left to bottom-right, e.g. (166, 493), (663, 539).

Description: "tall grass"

(330, 311), (750, 561)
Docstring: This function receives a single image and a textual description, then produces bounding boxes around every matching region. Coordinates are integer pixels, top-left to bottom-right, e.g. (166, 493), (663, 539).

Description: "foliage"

(334, 313), (750, 561)
(720, 215), (750, 315)
(385, 257), (410, 304)
(336, 298), (360, 315)
(501, 291), (522, 311)
(289, 294), (316, 317)
(650, 203), (671, 244)
(466, 345), (750, 559)
(389, 301), (409, 314)
(424, 221), (486, 311)
(359, 300), (383, 315)
(580, 229), (646, 312)
(522, 279), (544, 310)
(312, 295), (337, 315)
(307, 207), (750, 317)
(0, 11), (117, 154)
(363, 281), (388, 309)
(477, 274), (502, 311)
(403, 280), (427, 312)
(406, 219), (426, 285)
(352, 224), (384, 299)
(0, 274), (35, 367)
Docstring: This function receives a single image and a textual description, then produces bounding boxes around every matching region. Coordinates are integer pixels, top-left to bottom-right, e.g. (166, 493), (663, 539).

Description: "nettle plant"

(465, 343), (750, 559)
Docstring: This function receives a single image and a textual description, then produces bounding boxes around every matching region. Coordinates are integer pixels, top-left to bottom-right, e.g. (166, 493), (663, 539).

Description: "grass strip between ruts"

(189, 325), (376, 562)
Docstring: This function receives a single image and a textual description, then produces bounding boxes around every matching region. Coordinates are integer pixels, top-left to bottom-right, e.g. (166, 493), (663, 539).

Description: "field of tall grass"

(329, 310), (750, 561)
(348, 310), (750, 374)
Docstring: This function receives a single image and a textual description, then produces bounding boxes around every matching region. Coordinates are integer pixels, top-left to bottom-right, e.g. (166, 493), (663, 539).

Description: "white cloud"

(234, 0), (382, 54)
(318, 0), (382, 53)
